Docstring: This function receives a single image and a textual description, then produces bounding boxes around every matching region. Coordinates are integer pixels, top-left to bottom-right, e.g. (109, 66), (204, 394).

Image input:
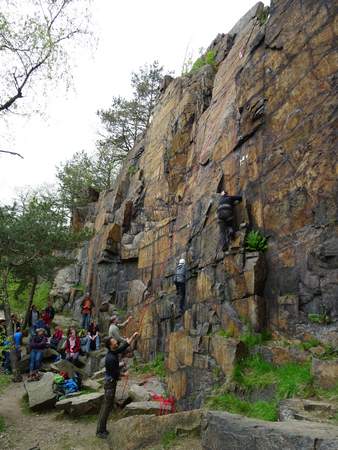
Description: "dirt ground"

(0, 379), (202, 450)
(0, 379), (109, 450)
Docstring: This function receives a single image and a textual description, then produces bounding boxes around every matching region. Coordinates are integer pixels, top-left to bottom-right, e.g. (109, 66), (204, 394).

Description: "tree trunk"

(1, 270), (22, 382)
(23, 276), (38, 329)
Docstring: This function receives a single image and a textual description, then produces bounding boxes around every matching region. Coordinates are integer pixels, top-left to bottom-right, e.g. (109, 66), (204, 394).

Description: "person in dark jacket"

(96, 331), (139, 439)
(217, 190), (242, 251)
(29, 328), (48, 381)
(174, 258), (187, 315)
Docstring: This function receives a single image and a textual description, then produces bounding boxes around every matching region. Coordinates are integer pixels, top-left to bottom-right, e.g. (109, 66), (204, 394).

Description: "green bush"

(239, 329), (271, 350)
(8, 279), (51, 315)
(245, 230), (268, 253)
(132, 353), (166, 379)
(190, 50), (216, 74)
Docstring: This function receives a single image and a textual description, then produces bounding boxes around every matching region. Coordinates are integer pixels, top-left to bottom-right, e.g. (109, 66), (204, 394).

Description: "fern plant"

(245, 230), (268, 253)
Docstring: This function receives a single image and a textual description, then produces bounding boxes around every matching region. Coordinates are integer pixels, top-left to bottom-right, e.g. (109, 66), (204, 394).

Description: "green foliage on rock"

(245, 230), (268, 253)
(161, 430), (178, 449)
(190, 50), (217, 74)
(132, 353), (166, 379)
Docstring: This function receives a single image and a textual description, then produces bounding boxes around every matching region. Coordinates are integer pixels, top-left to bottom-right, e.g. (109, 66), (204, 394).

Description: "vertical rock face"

(52, 0), (338, 405)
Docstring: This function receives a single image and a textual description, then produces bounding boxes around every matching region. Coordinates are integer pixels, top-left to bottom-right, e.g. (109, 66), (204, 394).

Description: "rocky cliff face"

(52, 0), (337, 407)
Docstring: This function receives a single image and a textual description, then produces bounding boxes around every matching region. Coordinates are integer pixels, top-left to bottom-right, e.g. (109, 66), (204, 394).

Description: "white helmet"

(179, 258), (185, 264)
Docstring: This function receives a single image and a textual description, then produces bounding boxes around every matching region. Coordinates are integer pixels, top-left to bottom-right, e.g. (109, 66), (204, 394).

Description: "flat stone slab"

(24, 372), (56, 411)
(202, 411), (338, 450)
(123, 401), (171, 417)
(128, 384), (151, 402)
(55, 392), (104, 416)
(108, 410), (203, 450)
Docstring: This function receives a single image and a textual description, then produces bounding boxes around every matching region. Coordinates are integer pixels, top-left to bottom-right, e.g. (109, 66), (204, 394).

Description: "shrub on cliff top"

(190, 50), (217, 74)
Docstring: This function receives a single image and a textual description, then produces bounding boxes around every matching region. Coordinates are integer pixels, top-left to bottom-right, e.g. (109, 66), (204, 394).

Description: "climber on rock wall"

(174, 258), (187, 315)
(80, 292), (95, 330)
(217, 191), (242, 251)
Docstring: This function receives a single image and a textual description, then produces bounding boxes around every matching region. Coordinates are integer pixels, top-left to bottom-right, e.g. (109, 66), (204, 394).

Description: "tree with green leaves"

(0, 0), (92, 114)
(0, 191), (91, 379)
(97, 60), (165, 158)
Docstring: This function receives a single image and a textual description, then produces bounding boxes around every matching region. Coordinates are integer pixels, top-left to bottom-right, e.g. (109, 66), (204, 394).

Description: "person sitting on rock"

(217, 190), (242, 251)
(108, 314), (132, 343)
(50, 324), (63, 350)
(81, 292), (95, 330)
(96, 332), (139, 439)
(174, 258), (187, 315)
(65, 327), (81, 362)
(28, 328), (48, 381)
(87, 319), (100, 352)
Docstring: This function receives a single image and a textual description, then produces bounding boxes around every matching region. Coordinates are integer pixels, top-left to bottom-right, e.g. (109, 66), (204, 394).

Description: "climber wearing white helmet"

(174, 258), (187, 315)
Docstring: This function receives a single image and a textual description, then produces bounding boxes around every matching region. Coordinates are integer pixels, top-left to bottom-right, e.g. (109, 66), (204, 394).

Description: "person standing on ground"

(28, 305), (39, 331)
(81, 292), (94, 330)
(174, 258), (187, 315)
(96, 332), (139, 439)
(28, 328), (48, 381)
(108, 314), (132, 343)
(13, 326), (23, 361)
(216, 190), (242, 251)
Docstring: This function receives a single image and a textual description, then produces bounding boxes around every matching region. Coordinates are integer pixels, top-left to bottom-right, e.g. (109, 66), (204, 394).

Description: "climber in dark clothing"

(174, 258), (187, 314)
(217, 191), (242, 251)
(96, 331), (139, 439)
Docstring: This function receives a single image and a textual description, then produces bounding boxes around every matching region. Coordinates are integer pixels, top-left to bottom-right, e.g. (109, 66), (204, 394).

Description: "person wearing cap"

(28, 328), (48, 381)
(108, 315), (132, 343)
(174, 258), (187, 315)
(217, 190), (242, 251)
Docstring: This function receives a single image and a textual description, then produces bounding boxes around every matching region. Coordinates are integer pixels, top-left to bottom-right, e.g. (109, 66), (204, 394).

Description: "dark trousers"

(96, 379), (117, 434)
(217, 217), (234, 251)
(175, 282), (186, 312)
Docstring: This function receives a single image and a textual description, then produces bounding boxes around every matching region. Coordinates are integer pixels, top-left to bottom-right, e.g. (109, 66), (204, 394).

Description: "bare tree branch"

(0, 150), (24, 159)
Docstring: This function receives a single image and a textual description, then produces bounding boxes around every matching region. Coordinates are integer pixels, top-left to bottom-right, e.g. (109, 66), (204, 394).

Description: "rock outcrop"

(52, 0), (338, 407)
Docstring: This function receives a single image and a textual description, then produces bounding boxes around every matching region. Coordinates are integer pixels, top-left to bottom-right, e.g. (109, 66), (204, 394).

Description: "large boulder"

(108, 410), (203, 450)
(210, 337), (246, 378)
(128, 384), (151, 402)
(202, 411), (338, 450)
(55, 392), (104, 416)
(312, 358), (338, 389)
(123, 401), (171, 417)
(24, 372), (57, 411)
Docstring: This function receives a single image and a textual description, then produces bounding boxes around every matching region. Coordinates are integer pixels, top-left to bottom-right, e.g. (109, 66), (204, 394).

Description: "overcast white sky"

(0, 0), (268, 203)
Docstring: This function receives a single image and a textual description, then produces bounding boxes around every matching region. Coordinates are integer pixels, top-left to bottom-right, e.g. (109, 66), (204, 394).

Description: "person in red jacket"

(65, 327), (80, 362)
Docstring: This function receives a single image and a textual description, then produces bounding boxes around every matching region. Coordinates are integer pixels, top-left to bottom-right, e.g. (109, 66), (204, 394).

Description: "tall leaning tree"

(0, 0), (92, 115)
(0, 192), (91, 380)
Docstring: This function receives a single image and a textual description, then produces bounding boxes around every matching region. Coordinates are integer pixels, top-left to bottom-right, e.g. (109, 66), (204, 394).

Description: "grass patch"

(131, 353), (166, 379)
(0, 415), (5, 432)
(239, 330), (271, 349)
(299, 337), (321, 351)
(234, 354), (313, 399)
(20, 393), (32, 415)
(206, 393), (278, 421)
(0, 373), (11, 394)
(161, 430), (178, 449)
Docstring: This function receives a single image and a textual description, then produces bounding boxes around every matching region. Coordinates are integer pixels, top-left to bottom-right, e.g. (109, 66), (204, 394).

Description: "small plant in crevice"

(127, 165), (138, 176)
(161, 430), (178, 449)
(245, 230), (269, 253)
(131, 353), (166, 379)
(257, 6), (270, 26)
(308, 305), (331, 325)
